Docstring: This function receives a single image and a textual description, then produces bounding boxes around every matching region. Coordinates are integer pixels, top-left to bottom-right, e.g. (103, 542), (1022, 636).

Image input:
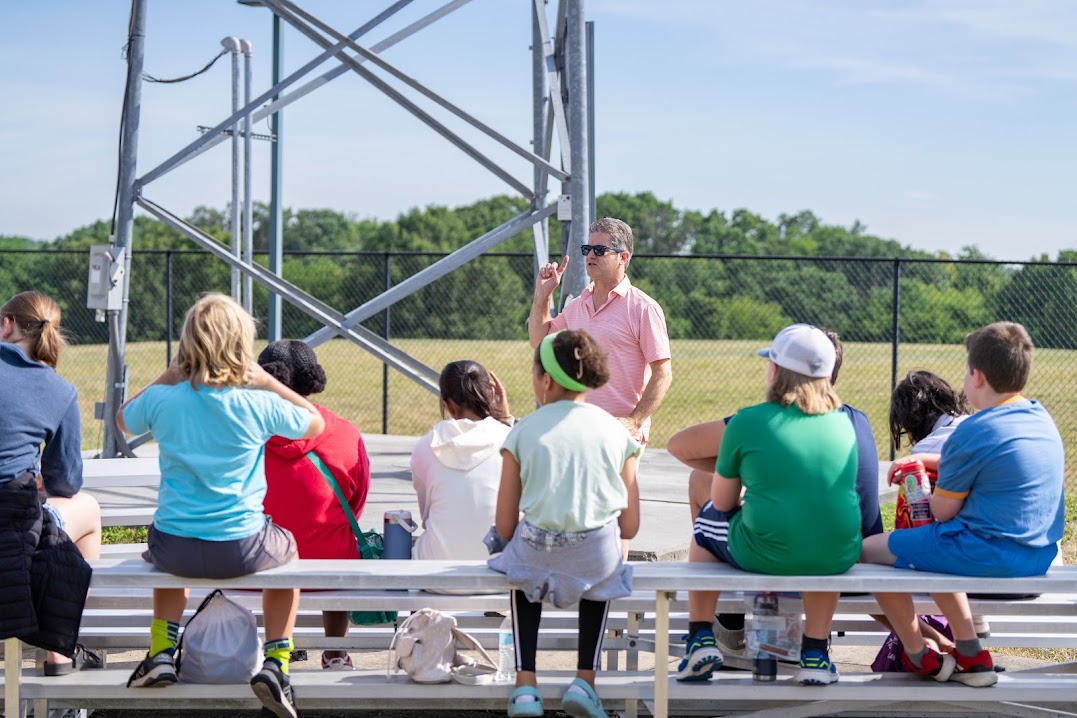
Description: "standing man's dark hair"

(588, 217), (635, 256)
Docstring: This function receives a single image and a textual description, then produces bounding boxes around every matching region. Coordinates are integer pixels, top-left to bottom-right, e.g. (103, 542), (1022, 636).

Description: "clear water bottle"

(751, 593), (779, 682)
(498, 616), (516, 681)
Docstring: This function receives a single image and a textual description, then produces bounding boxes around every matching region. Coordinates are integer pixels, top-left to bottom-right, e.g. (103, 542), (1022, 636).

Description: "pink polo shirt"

(548, 276), (671, 442)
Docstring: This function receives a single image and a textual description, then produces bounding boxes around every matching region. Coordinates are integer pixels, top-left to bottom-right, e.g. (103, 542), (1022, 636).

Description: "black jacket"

(0, 472), (91, 656)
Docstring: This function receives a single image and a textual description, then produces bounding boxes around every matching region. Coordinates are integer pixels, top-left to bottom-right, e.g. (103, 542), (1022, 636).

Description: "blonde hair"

(1, 291), (67, 368)
(176, 293), (255, 387)
(766, 364), (842, 415)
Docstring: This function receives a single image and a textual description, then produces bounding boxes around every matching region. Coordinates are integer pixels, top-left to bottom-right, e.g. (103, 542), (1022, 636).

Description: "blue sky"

(1, 0), (1075, 260)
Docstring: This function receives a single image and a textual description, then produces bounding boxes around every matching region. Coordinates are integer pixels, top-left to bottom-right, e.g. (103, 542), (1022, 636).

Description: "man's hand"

(535, 255), (569, 298)
(618, 416), (642, 436)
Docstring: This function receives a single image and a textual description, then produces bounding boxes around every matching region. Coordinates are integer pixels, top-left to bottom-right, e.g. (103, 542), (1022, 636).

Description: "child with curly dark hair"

(258, 339), (371, 671)
(873, 370), (970, 670)
(889, 370), (970, 530)
(890, 370), (970, 455)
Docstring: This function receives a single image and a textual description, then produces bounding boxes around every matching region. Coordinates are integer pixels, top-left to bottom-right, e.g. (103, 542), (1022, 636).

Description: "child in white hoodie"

(411, 360), (513, 561)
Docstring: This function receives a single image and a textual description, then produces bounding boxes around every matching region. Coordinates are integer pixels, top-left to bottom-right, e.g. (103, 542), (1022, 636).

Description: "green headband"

(540, 332), (588, 392)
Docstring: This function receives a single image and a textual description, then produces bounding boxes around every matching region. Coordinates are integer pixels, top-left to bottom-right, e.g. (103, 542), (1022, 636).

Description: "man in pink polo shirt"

(528, 217), (672, 446)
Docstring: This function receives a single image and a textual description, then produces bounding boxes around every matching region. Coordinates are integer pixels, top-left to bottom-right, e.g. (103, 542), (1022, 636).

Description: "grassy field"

(66, 338), (1077, 480)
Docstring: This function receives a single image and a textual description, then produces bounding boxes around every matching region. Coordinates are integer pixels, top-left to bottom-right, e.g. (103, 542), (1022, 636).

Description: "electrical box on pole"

(86, 244), (127, 314)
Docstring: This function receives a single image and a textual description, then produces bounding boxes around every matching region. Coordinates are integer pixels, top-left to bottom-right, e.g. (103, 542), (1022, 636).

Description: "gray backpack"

(176, 590), (261, 684)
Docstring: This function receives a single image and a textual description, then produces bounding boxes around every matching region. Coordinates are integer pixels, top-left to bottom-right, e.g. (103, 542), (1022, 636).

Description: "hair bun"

(292, 363), (327, 396)
(259, 360), (293, 388)
(257, 340), (325, 396)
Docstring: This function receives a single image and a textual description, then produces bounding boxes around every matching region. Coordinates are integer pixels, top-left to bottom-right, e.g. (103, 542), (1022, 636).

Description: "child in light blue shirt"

(118, 293), (324, 718)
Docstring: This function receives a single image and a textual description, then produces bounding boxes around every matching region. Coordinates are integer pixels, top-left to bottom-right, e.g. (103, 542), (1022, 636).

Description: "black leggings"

(511, 590), (610, 672)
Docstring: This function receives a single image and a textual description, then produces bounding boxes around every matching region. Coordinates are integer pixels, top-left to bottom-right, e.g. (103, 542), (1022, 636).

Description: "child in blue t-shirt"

(861, 321), (1065, 687)
(488, 330), (640, 718)
(117, 293), (325, 717)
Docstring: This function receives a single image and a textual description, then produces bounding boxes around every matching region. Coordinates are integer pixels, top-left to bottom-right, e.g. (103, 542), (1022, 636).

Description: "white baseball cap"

(757, 324), (836, 379)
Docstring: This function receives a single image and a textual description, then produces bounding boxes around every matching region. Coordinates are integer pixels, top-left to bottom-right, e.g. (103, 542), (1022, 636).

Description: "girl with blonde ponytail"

(0, 290), (103, 674)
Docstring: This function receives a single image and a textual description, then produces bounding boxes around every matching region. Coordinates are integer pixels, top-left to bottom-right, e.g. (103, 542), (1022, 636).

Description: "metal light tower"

(104, 0), (593, 455)
(101, 0), (147, 458)
(238, 0), (286, 340)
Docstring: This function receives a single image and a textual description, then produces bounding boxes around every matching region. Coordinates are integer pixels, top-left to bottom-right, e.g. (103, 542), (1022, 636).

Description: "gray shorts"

(143, 520), (297, 579)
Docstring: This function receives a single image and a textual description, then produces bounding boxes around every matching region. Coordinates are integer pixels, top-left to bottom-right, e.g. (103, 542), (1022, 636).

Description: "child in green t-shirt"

(671, 324), (861, 685)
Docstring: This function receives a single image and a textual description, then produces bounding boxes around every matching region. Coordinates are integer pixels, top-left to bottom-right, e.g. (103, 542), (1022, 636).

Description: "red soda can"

(895, 458), (934, 528)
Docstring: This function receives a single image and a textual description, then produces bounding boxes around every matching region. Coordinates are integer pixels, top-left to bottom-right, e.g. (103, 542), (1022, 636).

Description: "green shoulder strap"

(306, 451), (364, 541)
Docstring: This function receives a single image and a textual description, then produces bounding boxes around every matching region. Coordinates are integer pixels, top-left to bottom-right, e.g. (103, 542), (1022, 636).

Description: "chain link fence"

(3, 248), (1075, 489)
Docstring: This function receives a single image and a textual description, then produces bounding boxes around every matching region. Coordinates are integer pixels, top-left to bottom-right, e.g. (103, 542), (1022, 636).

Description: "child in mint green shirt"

(489, 329), (639, 718)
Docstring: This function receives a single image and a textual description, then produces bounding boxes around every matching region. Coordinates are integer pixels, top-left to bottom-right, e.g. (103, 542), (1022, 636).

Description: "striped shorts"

(692, 501), (743, 570)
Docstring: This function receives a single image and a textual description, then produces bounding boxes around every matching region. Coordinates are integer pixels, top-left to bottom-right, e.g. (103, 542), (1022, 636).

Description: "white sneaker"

(321, 652), (354, 670)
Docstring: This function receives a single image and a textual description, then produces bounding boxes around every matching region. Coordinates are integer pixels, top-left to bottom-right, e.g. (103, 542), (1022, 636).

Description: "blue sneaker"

(560, 677), (606, 718)
(506, 686), (544, 718)
(676, 629), (724, 682)
(797, 648), (839, 685)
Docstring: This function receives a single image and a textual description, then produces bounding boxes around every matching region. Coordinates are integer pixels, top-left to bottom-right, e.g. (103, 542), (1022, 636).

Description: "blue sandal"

(507, 685), (544, 717)
(561, 677), (606, 718)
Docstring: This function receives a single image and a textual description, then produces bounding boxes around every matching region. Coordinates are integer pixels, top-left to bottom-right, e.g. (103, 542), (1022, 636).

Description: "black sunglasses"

(580, 244), (625, 257)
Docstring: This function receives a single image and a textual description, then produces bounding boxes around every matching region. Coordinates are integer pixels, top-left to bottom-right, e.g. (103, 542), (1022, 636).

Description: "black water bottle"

(752, 593), (779, 682)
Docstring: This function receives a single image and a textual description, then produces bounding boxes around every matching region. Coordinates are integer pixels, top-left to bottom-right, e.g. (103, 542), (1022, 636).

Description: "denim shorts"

(143, 520), (297, 579)
(42, 501), (65, 532)
(519, 521), (592, 552)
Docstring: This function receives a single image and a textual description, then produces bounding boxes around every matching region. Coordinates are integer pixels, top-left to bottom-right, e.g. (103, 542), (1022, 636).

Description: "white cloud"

(593, 0), (1077, 95)
(877, 0), (1077, 48)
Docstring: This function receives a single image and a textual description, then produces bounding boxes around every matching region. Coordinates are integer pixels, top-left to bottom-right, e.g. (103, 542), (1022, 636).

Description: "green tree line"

(3, 193), (1076, 348)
